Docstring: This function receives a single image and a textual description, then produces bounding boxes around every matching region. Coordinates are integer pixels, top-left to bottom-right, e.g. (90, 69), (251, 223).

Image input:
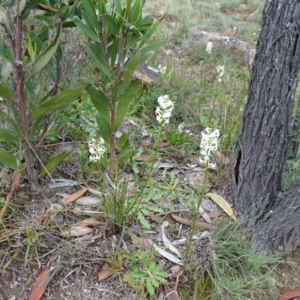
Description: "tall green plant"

(75, 0), (165, 179)
(0, 0), (86, 186)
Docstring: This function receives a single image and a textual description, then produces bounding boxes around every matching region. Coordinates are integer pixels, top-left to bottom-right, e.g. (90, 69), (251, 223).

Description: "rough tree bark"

(230, 0), (300, 252)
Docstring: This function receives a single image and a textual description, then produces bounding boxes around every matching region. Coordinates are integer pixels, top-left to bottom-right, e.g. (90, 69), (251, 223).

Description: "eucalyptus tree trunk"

(230, 0), (300, 252)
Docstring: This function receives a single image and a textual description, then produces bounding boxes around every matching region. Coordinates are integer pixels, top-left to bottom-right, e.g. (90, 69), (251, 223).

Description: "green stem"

(184, 161), (209, 268)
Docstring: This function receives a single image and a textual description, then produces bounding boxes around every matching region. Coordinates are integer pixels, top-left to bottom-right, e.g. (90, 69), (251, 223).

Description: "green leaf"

(0, 83), (13, 99)
(38, 152), (70, 178)
(0, 111), (20, 134)
(0, 37), (14, 63)
(140, 40), (166, 54)
(25, 23), (62, 81)
(31, 85), (87, 120)
(101, 14), (119, 36)
(137, 212), (150, 229)
(145, 279), (154, 296)
(74, 19), (100, 42)
(116, 132), (131, 148)
(107, 37), (121, 67)
(0, 128), (18, 145)
(114, 81), (139, 131)
(85, 44), (110, 77)
(138, 22), (160, 50)
(86, 85), (110, 119)
(0, 149), (18, 170)
(81, 0), (99, 31)
(96, 115), (111, 144)
(148, 261), (156, 272)
(18, 0), (27, 15)
(34, 15), (53, 25)
(131, 0), (142, 24)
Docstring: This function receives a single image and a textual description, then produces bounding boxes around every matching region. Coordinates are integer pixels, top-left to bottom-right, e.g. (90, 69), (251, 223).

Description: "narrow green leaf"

(31, 85), (87, 120)
(0, 83), (13, 99)
(145, 279), (154, 296)
(81, 0), (99, 31)
(0, 149), (18, 170)
(38, 152), (70, 178)
(101, 14), (119, 36)
(108, 37), (120, 67)
(114, 0), (122, 14)
(138, 22), (160, 49)
(122, 53), (142, 83)
(140, 40), (166, 54)
(85, 44), (110, 77)
(87, 86), (110, 119)
(126, 0), (132, 20)
(34, 15), (53, 25)
(18, 0), (26, 15)
(0, 111), (20, 134)
(131, 0), (142, 24)
(116, 132), (131, 148)
(0, 128), (18, 145)
(74, 19), (100, 42)
(25, 80), (37, 104)
(114, 81), (139, 131)
(25, 23), (62, 81)
(0, 37), (14, 63)
(96, 115), (111, 144)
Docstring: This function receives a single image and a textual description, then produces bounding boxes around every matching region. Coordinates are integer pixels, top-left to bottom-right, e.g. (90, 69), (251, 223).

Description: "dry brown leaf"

(29, 267), (51, 300)
(0, 172), (22, 221)
(60, 225), (93, 237)
(164, 285), (180, 300)
(98, 267), (115, 281)
(171, 214), (212, 230)
(64, 188), (88, 206)
(12, 171), (21, 190)
(213, 150), (230, 165)
(74, 196), (102, 206)
(135, 155), (152, 162)
(279, 288), (300, 300)
(200, 211), (224, 221)
(188, 156), (206, 168)
(75, 217), (103, 227)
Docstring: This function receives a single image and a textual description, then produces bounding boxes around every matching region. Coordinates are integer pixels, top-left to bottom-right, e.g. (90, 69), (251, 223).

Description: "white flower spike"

(206, 41), (213, 54)
(156, 95), (174, 126)
(216, 65), (225, 82)
(199, 127), (220, 169)
(88, 137), (105, 162)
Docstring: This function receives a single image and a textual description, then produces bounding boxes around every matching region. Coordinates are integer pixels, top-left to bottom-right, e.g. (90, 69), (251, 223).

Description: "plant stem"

(108, 104), (116, 180)
(184, 162), (209, 268)
(16, 3), (38, 187)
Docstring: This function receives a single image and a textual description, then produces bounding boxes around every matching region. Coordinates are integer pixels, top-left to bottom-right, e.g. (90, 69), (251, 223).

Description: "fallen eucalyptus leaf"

(29, 267), (51, 300)
(60, 225), (93, 237)
(74, 196), (101, 206)
(98, 267), (115, 281)
(206, 193), (237, 221)
(161, 221), (182, 258)
(171, 214), (212, 230)
(63, 188), (88, 206)
(279, 288), (300, 300)
(75, 217), (103, 226)
(199, 205), (211, 224)
(148, 240), (183, 265)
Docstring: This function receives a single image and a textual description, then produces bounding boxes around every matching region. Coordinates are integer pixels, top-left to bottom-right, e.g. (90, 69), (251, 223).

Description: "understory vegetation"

(0, 0), (299, 299)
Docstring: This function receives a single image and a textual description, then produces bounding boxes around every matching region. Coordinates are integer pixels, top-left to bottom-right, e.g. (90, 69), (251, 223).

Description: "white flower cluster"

(199, 127), (220, 169)
(216, 65), (225, 82)
(88, 137), (105, 162)
(156, 95), (174, 126)
(206, 41), (213, 54)
(158, 64), (167, 75)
